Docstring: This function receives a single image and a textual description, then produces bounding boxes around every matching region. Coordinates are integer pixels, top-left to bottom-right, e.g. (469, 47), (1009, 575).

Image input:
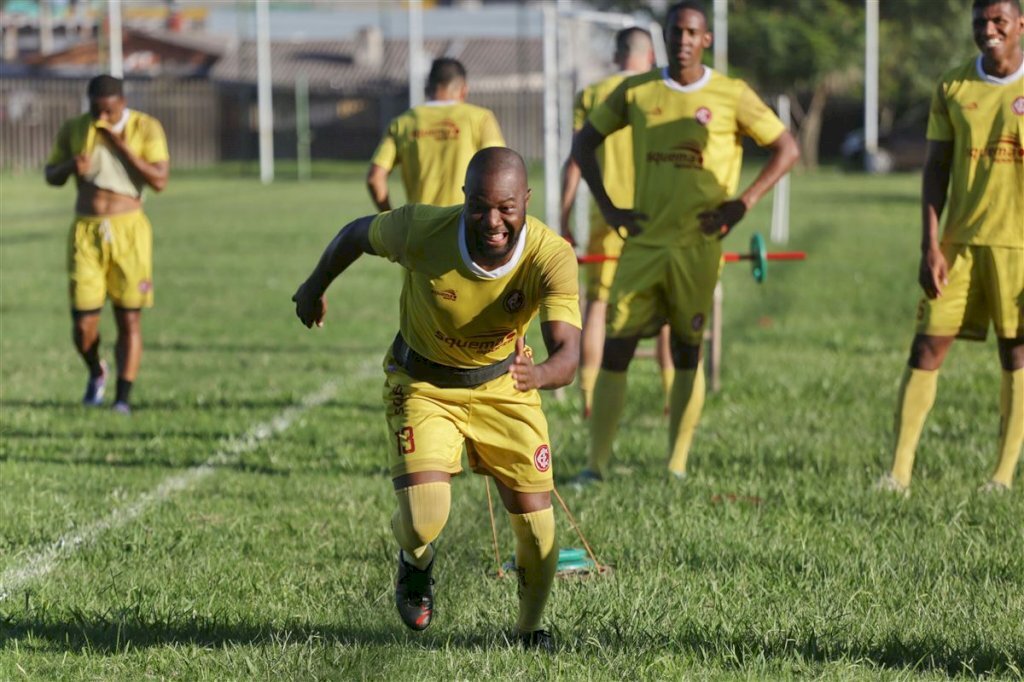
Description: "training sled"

(485, 479), (610, 579)
(577, 232), (807, 284)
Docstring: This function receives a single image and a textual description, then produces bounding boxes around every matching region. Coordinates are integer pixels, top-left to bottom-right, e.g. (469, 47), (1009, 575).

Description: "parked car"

(841, 104), (929, 173)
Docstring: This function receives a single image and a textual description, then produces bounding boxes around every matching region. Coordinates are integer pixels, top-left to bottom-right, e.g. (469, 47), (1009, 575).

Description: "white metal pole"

(771, 94), (791, 244)
(542, 2), (559, 230)
(108, 0), (123, 77)
(408, 0), (425, 108)
(864, 0), (880, 164)
(256, 0), (274, 184)
(713, 0), (727, 74)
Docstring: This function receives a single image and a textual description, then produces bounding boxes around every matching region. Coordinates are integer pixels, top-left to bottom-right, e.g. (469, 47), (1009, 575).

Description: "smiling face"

(665, 7), (712, 74)
(462, 151), (531, 269)
(972, 1), (1024, 66)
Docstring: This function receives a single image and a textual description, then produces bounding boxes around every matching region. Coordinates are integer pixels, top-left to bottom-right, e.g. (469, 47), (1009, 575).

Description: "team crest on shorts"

(695, 107), (713, 126)
(533, 444), (551, 472)
(1013, 97), (1024, 116)
(503, 289), (526, 314)
(691, 313), (705, 331)
(138, 280), (152, 293)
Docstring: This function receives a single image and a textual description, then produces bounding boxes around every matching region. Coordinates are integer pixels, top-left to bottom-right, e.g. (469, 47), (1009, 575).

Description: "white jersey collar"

(975, 55), (1024, 84)
(423, 99), (459, 107)
(458, 213), (527, 279)
(109, 108), (131, 134)
(661, 66), (713, 93)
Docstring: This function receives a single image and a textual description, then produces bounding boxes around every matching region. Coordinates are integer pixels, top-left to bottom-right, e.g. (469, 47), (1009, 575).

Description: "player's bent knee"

(393, 481), (451, 547)
(670, 337), (701, 370)
(908, 334), (954, 371)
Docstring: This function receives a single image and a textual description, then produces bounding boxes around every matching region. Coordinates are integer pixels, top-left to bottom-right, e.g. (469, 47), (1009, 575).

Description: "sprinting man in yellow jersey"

(877, 0), (1024, 495)
(367, 58), (505, 209)
(293, 148), (580, 650)
(45, 75), (170, 415)
(560, 27), (676, 420)
(570, 0), (799, 484)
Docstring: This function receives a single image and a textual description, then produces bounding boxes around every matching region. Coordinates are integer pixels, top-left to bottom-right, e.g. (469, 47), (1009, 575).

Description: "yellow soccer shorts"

(584, 221), (625, 303)
(67, 210), (154, 311)
(382, 352), (555, 493)
(915, 243), (1023, 341)
(607, 238), (724, 345)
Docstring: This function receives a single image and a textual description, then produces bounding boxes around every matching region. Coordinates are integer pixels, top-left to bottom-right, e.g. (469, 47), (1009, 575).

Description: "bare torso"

(75, 182), (142, 216)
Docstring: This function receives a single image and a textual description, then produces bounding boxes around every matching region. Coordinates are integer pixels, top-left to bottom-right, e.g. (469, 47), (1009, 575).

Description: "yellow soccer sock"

(588, 370), (628, 478)
(667, 363), (705, 476)
(991, 368), (1023, 488)
(890, 367), (939, 488)
(391, 481), (451, 569)
(509, 507), (557, 633)
(579, 365), (599, 417)
(661, 365), (676, 415)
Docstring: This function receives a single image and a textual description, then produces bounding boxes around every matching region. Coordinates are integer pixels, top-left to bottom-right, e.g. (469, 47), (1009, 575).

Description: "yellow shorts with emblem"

(915, 243), (1023, 341)
(67, 210), (154, 311)
(584, 222), (624, 302)
(607, 238), (724, 345)
(382, 352), (554, 493)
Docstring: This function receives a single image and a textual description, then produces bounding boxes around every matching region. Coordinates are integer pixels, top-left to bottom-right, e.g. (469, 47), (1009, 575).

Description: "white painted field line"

(0, 380), (340, 601)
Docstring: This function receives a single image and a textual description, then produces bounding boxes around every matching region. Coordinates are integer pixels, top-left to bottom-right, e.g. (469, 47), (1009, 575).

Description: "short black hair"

(426, 58), (467, 93)
(614, 27), (653, 58)
(666, 0), (709, 25)
(87, 74), (123, 98)
(972, 0), (1022, 11)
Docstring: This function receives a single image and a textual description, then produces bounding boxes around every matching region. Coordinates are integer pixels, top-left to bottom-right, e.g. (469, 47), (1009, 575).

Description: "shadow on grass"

(0, 617), (502, 653)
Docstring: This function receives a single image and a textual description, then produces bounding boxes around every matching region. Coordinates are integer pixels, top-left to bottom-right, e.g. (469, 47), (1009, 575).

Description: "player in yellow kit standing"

(877, 0), (1024, 494)
(45, 75), (170, 415)
(367, 57), (505, 209)
(560, 26), (676, 419)
(570, 0), (799, 484)
(293, 148), (580, 650)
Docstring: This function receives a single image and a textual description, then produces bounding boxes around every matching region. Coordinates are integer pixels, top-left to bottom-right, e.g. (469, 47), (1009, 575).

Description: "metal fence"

(1, 77), (546, 172)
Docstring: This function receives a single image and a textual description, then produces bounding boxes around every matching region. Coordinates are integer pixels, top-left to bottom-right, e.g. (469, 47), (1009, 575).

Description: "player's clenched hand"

(699, 199), (747, 239)
(508, 336), (540, 391)
(292, 281), (326, 328)
(918, 246), (949, 299)
(602, 206), (648, 239)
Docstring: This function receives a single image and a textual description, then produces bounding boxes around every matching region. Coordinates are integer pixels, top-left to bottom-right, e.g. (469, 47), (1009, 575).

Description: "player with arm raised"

(45, 75), (170, 415)
(366, 58), (505, 211)
(294, 147), (580, 650)
(560, 27), (676, 419)
(570, 0), (799, 484)
(877, 0), (1024, 494)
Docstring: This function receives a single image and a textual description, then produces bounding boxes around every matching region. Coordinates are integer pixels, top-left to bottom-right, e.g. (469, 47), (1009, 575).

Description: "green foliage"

(2, 165), (1023, 678)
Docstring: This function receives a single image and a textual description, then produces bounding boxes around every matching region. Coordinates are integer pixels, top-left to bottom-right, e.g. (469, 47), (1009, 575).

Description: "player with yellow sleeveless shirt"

(294, 148), (579, 650)
(45, 75), (169, 415)
(367, 58), (505, 209)
(879, 0), (1024, 495)
(570, 0), (799, 485)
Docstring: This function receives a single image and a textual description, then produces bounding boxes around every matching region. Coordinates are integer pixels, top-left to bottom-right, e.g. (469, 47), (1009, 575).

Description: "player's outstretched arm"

(508, 322), (580, 391)
(918, 140), (953, 299)
(292, 215), (377, 328)
(366, 163), (392, 212)
(572, 123), (647, 237)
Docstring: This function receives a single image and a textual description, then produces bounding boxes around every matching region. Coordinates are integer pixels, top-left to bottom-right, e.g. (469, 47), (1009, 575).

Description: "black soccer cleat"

(518, 629), (554, 652)
(395, 550), (435, 631)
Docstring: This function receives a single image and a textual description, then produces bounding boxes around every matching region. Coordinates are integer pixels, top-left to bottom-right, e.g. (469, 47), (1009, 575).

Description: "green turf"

(1, 164), (1021, 680)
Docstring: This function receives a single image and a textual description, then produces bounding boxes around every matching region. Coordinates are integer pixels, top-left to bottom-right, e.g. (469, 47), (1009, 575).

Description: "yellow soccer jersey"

(369, 204), (581, 368)
(47, 110), (169, 199)
(588, 67), (786, 248)
(927, 56), (1024, 248)
(574, 71), (635, 253)
(370, 102), (505, 207)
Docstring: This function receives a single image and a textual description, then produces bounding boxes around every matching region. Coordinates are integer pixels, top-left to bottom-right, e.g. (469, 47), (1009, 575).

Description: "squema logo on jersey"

(433, 329), (516, 351)
(647, 142), (704, 169)
(432, 288), (457, 301)
(968, 135), (1023, 163)
(412, 119), (461, 141)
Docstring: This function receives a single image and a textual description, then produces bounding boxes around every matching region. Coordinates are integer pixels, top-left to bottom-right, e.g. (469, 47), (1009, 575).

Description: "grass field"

(1, 163), (1021, 680)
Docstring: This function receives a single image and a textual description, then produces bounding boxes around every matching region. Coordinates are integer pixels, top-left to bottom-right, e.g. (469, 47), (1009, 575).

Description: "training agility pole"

(484, 478), (608, 579)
